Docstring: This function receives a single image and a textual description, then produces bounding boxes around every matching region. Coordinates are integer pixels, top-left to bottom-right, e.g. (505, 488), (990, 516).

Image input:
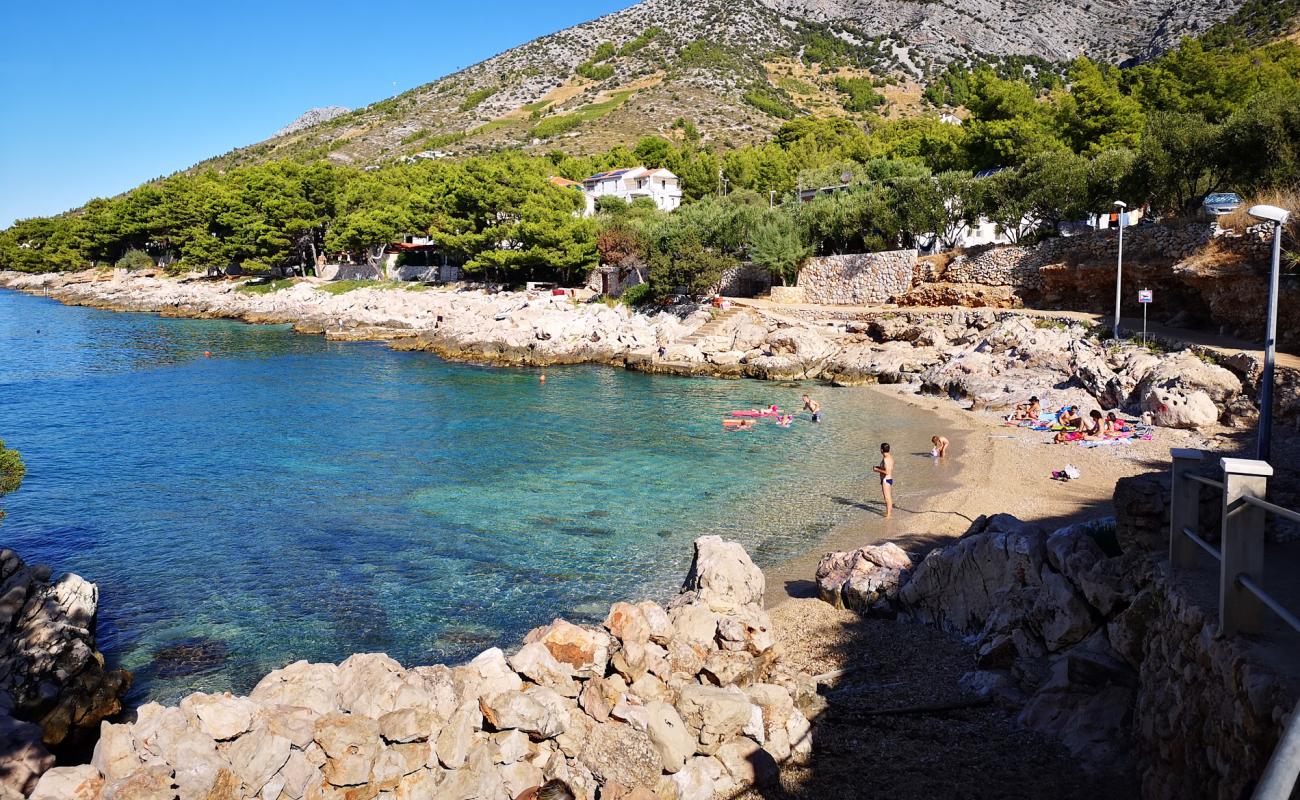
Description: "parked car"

(1202, 192), (1243, 218)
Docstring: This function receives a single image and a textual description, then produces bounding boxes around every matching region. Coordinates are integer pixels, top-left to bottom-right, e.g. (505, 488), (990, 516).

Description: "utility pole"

(1248, 204), (1291, 462)
(1112, 200), (1127, 340)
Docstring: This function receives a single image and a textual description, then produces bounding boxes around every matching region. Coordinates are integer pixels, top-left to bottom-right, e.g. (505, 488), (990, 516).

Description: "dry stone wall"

(797, 250), (917, 305)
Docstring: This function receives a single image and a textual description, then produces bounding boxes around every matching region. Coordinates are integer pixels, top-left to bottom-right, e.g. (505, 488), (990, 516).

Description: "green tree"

(1053, 59), (1144, 155)
(0, 439), (23, 524)
(748, 212), (811, 285)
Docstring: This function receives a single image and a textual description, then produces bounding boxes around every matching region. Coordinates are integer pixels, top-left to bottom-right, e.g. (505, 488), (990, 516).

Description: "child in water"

(931, 435), (949, 458)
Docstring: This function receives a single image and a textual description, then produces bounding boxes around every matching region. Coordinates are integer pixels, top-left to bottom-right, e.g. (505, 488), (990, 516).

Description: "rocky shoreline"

(20, 537), (818, 800)
(3, 269), (1288, 430)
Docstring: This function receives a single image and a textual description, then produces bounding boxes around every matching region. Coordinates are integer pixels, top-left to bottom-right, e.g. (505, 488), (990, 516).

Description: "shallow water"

(0, 289), (946, 704)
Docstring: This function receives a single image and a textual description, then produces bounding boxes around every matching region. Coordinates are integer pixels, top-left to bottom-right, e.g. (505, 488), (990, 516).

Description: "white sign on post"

(1138, 288), (1152, 344)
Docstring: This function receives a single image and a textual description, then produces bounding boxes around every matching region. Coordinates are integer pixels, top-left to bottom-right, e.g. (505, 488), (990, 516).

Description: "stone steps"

(679, 307), (743, 345)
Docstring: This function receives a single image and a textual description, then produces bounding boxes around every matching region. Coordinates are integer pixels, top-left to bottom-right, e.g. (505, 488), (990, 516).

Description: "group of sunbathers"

(1007, 395), (1148, 444)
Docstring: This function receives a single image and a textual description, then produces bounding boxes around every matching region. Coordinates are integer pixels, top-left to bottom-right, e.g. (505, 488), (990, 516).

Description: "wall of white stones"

(797, 250), (918, 305)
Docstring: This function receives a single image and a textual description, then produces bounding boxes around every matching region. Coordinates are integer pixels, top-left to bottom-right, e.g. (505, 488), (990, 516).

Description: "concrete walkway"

(732, 298), (1300, 371)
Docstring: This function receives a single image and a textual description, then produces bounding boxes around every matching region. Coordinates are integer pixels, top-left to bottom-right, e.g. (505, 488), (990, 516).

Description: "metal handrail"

(1238, 575), (1300, 636)
(1187, 473), (1226, 490)
(1242, 494), (1300, 526)
(1181, 526), (1222, 561)
(1170, 451), (1300, 799)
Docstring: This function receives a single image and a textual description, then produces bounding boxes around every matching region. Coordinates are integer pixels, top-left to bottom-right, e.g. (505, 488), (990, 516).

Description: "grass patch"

(531, 91), (633, 139)
(1033, 318), (1068, 330)
(775, 75), (818, 95)
(238, 278), (296, 295)
(521, 99), (552, 113)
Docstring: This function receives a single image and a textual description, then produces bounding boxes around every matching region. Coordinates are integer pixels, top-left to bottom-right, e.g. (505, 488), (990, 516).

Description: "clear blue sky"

(0, 0), (634, 228)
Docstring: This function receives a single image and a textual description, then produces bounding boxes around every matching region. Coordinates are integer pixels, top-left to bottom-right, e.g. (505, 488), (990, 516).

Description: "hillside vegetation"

(195, 0), (1268, 170)
(4, 18), (1297, 296)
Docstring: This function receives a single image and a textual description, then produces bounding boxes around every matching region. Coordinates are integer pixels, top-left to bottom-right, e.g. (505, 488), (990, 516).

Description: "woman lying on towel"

(1056, 410), (1103, 443)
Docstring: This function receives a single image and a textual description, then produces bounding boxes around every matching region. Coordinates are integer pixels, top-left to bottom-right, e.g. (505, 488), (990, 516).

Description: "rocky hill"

(272, 106), (350, 138)
(200, 0), (1246, 171)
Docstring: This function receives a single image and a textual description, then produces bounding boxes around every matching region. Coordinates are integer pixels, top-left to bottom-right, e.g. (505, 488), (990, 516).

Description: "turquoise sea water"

(0, 289), (940, 705)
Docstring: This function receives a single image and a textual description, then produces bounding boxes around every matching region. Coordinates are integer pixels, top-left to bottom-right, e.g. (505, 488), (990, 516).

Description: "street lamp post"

(1248, 204), (1291, 462)
(1112, 200), (1127, 340)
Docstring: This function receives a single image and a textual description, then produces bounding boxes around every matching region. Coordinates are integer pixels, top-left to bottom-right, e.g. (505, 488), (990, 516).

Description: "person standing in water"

(931, 435), (949, 458)
(801, 394), (821, 423)
(872, 442), (894, 518)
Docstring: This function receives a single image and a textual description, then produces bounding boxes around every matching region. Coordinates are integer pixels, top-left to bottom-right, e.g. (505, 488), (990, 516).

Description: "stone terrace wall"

(714, 262), (772, 298)
(797, 250), (917, 305)
(942, 223), (1273, 289)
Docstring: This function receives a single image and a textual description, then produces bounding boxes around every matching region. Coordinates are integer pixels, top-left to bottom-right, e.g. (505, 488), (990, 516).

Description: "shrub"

(458, 87), (498, 112)
(742, 88), (797, 120)
(833, 77), (886, 112)
(576, 62), (615, 81)
(620, 282), (651, 306)
(115, 249), (155, 271)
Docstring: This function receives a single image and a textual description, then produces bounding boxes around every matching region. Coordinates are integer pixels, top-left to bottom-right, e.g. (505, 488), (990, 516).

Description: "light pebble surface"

(760, 382), (1218, 607)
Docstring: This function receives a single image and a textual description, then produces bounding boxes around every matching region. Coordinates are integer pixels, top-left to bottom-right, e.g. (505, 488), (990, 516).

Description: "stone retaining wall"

(942, 223), (1272, 289)
(714, 262), (772, 298)
(797, 250), (917, 305)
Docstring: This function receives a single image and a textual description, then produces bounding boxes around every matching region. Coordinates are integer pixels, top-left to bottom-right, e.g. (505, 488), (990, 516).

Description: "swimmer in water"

(802, 394), (821, 423)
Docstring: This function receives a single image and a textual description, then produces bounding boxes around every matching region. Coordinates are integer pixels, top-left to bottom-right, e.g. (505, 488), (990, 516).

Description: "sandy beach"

(761, 381), (1218, 607)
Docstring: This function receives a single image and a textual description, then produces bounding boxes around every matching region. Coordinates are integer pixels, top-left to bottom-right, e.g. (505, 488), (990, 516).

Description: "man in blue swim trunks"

(872, 442), (894, 518)
(802, 394), (821, 423)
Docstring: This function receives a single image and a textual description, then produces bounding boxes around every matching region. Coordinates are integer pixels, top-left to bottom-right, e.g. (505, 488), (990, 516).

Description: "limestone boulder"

(508, 642), (579, 697)
(454, 647), (524, 702)
(899, 524), (1049, 634)
(816, 543), (913, 613)
(575, 719), (663, 789)
(671, 755), (730, 800)
(0, 713), (54, 797)
(522, 620), (610, 679)
(680, 536), (764, 613)
(675, 685), (753, 756)
(336, 653), (408, 718)
(715, 606), (774, 654)
(313, 712), (383, 786)
(225, 726), (292, 796)
(715, 737), (779, 787)
(180, 692), (258, 741)
(644, 701), (695, 774)
(251, 661), (339, 715)
(436, 700), (483, 769)
(98, 764), (175, 800)
(479, 687), (569, 740)
(29, 765), (102, 800)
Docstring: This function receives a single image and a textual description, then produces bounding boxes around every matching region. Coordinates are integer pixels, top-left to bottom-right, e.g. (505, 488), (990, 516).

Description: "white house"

(574, 167), (683, 216)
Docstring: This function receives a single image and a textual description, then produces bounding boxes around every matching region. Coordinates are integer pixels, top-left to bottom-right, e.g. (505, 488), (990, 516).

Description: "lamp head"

(1248, 204), (1291, 225)
(1113, 200), (1127, 209)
